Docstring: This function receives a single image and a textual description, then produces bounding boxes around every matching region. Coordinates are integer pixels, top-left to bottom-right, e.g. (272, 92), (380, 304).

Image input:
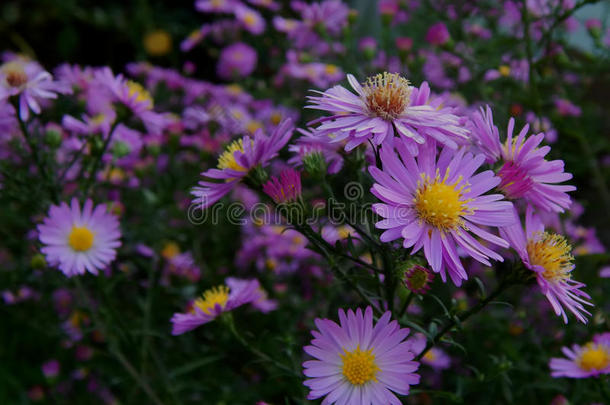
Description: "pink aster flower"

(191, 118), (294, 209)
(470, 106), (575, 212)
(262, 168), (302, 203)
(303, 307), (420, 404)
(307, 73), (469, 153)
(38, 199), (122, 277)
(217, 43), (258, 80)
(369, 138), (514, 286)
(170, 277), (269, 335)
(500, 206), (592, 323)
(0, 60), (71, 121)
(550, 333), (610, 378)
(425, 22), (451, 45)
(404, 265), (435, 294)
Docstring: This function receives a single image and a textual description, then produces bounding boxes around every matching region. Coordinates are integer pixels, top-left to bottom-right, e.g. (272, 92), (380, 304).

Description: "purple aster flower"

(41, 360), (60, 378)
(263, 168), (302, 204)
(370, 138), (514, 286)
(303, 307), (420, 404)
(235, 5), (266, 35)
(408, 333), (450, 370)
(307, 73), (469, 153)
(170, 277), (268, 335)
(38, 199), (122, 277)
(0, 60), (71, 120)
(470, 106), (575, 213)
(550, 333), (610, 378)
(94, 67), (169, 134)
(500, 206), (592, 323)
(191, 118), (294, 209)
(217, 43), (258, 80)
(195, 0), (239, 13)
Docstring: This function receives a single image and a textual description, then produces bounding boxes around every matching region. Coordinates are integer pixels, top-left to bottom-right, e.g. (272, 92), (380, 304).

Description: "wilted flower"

(404, 265), (434, 294)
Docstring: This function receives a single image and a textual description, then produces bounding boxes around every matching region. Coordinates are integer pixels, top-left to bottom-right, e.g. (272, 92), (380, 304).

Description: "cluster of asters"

(2, 0), (609, 401)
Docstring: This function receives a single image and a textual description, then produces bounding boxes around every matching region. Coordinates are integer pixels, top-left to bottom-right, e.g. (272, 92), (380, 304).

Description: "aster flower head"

(191, 118), (294, 209)
(303, 307), (420, 404)
(262, 168), (302, 204)
(470, 105), (575, 212)
(38, 199), (121, 277)
(217, 43), (258, 80)
(307, 73), (469, 153)
(0, 59), (71, 120)
(94, 67), (169, 134)
(370, 138), (514, 286)
(404, 264), (434, 294)
(170, 277), (269, 335)
(407, 333), (450, 370)
(550, 333), (610, 378)
(288, 128), (344, 175)
(235, 5), (266, 35)
(500, 206), (592, 323)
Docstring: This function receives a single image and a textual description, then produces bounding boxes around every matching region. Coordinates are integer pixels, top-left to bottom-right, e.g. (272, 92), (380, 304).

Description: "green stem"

(73, 277), (166, 405)
(82, 119), (121, 196)
(13, 102), (59, 202)
(398, 292), (415, 319)
(225, 314), (298, 377)
(415, 280), (512, 361)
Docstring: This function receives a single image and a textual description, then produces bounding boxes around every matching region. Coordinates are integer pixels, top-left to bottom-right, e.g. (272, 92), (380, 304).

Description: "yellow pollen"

(270, 112), (282, 125)
(423, 350), (437, 362)
(143, 30), (172, 56)
(526, 232), (574, 282)
(498, 65), (511, 77)
(578, 343), (610, 371)
(362, 72), (412, 120)
(337, 226), (353, 240)
(325, 64), (338, 75)
(243, 12), (257, 26)
(68, 226), (95, 252)
(341, 346), (379, 386)
(126, 80), (153, 108)
(193, 285), (230, 315)
(226, 84), (243, 95)
(161, 242), (180, 260)
(246, 120), (263, 134)
(413, 171), (471, 231)
(217, 139), (248, 172)
(2, 62), (28, 87)
(91, 113), (106, 125)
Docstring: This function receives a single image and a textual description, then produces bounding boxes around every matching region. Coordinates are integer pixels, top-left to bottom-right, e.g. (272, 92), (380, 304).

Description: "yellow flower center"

(578, 343), (610, 371)
(325, 64), (338, 75)
(2, 62), (28, 88)
(270, 112), (282, 125)
(362, 72), (412, 120)
(414, 172), (471, 231)
(423, 350), (437, 362)
(193, 286), (230, 315)
(161, 242), (180, 260)
(246, 120), (263, 134)
(126, 80), (153, 108)
(341, 346), (379, 386)
(498, 65), (511, 77)
(217, 139), (248, 172)
(526, 232), (573, 282)
(143, 30), (172, 56)
(243, 12), (257, 26)
(68, 226), (95, 252)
